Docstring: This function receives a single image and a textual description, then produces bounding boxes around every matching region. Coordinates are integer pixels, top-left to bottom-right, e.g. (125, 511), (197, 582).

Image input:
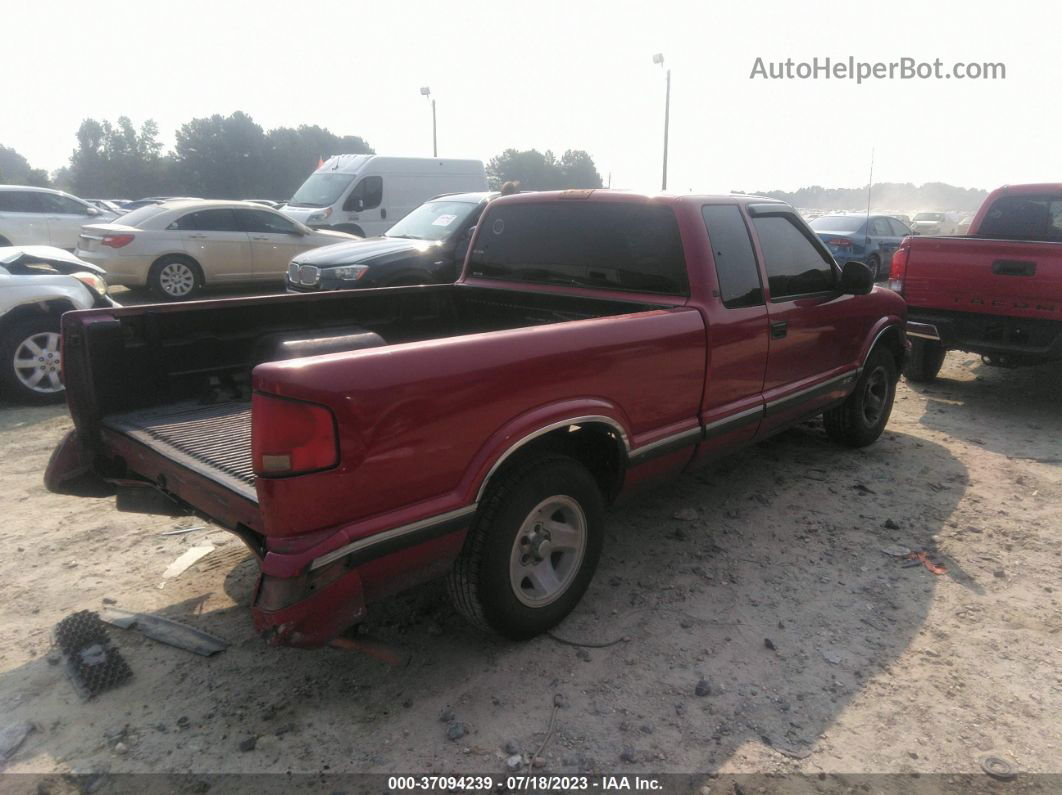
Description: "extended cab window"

(979, 195), (1062, 241)
(701, 204), (763, 308)
(172, 209), (242, 232)
(752, 215), (836, 299)
(470, 202), (688, 296)
(344, 176), (383, 211)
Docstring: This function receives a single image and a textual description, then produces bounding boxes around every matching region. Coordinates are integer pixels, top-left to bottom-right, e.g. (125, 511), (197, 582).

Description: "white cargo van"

(281, 155), (487, 237)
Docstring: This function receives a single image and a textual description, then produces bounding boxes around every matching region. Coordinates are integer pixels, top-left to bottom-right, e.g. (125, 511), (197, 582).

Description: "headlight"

(72, 271), (108, 295)
(308, 207), (334, 225)
(333, 265), (369, 281)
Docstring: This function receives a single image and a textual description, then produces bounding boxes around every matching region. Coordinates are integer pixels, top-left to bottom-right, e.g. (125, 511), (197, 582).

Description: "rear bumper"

(908, 309), (1062, 362)
(76, 250), (153, 287)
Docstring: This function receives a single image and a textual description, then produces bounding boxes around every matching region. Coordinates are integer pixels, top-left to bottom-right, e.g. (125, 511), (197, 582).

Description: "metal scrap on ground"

(101, 607), (228, 656)
(161, 545), (215, 579)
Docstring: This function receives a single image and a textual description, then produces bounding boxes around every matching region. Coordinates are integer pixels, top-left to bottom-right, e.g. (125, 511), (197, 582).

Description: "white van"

(281, 155), (487, 238)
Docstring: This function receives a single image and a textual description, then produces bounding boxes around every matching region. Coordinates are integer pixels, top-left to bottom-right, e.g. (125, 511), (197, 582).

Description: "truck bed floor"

(102, 401), (255, 501)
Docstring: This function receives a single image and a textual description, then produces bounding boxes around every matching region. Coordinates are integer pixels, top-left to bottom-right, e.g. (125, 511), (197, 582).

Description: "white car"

(0, 186), (118, 250)
(75, 200), (357, 300)
(0, 246), (111, 403)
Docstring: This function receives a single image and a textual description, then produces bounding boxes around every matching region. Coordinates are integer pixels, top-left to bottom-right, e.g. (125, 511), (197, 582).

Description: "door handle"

(381, 208), (387, 219)
(771, 321), (788, 339)
(187, 233), (207, 239)
(251, 236), (269, 241)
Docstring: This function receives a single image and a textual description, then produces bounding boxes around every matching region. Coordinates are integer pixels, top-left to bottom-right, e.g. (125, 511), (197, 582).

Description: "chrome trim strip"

(865, 324), (904, 364)
(703, 405), (764, 434)
(310, 505), (478, 570)
(628, 426), (703, 459)
(474, 415), (630, 503)
(764, 370), (858, 414)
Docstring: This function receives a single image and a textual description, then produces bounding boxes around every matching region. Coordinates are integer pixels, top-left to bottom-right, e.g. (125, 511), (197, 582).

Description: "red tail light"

(252, 393), (338, 476)
(888, 240), (910, 294)
(825, 237), (853, 248)
(102, 234), (135, 248)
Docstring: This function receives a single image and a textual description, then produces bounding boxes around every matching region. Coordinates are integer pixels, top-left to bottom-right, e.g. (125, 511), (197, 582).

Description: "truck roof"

(989, 183), (1062, 195)
(489, 189), (789, 209)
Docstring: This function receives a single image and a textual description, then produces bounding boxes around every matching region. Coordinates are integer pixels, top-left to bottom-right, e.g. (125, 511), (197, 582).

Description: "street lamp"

(420, 86), (437, 158)
(652, 53), (670, 191)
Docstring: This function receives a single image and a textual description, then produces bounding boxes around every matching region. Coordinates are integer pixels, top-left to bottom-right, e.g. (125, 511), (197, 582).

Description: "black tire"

(448, 454), (605, 639)
(148, 255), (202, 300)
(823, 347), (897, 448)
(904, 338), (946, 383)
(0, 316), (66, 404)
(867, 254), (883, 280)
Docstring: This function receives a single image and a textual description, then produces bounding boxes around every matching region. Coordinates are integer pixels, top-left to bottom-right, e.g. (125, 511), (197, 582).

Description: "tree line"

(0, 112), (604, 200)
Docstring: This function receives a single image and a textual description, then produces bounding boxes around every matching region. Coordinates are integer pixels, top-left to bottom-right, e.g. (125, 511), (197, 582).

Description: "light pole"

(652, 53), (670, 191)
(420, 86), (437, 157)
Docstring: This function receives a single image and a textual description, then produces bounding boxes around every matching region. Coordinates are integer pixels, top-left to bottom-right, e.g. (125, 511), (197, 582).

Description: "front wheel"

(448, 454), (604, 639)
(823, 348), (897, 448)
(1, 317), (66, 404)
(905, 338), (946, 383)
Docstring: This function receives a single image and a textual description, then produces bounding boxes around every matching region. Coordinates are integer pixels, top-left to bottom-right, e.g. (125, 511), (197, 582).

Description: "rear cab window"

(701, 204), (763, 308)
(469, 201), (689, 296)
(750, 211), (837, 299)
(979, 195), (1062, 241)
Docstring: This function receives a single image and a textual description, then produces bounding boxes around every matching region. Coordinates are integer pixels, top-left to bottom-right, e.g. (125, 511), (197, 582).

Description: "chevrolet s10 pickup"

(46, 190), (907, 647)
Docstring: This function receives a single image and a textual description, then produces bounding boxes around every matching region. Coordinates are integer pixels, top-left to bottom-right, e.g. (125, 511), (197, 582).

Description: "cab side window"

(752, 215), (836, 299)
(38, 193), (92, 215)
(701, 204), (764, 308)
(0, 191), (40, 212)
(172, 209), (242, 232)
(343, 176), (384, 211)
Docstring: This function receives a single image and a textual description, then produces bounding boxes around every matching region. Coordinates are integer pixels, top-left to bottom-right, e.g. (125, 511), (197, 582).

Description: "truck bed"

(102, 400), (255, 502)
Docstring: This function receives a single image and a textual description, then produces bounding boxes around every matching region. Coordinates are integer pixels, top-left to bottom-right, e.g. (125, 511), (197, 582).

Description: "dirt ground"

(0, 349), (1059, 785)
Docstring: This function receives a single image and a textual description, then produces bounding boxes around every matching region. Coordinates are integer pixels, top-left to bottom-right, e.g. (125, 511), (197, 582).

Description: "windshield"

(469, 202), (689, 296)
(385, 200), (480, 242)
(288, 172), (354, 207)
(809, 215), (865, 233)
(914, 212), (945, 222)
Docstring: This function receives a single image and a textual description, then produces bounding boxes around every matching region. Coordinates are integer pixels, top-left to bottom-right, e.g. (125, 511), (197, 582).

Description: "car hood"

(0, 245), (106, 276)
(293, 236), (443, 267)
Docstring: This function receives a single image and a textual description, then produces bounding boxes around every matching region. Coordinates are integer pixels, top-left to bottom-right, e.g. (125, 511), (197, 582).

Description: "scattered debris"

(880, 544), (911, 558)
(238, 736), (257, 752)
(695, 678), (712, 696)
(905, 550), (947, 575)
(159, 526), (207, 537)
(993, 569), (1006, 579)
(100, 607), (229, 656)
(772, 743), (813, 760)
(553, 693), (569, 709)
(54, 611), (133, 699)
(852, 483), (876, 495)
(883, 519), (900, 530)
(764, 638), (777, 651)
(673, 508), (699, 521)
(530, 699), (561, 769)
(439, 708), (455, 723)
(980, 755), (1017, 781)
(822, 649), (843, 665)
(162, 545), (215, 579)
(446, 722), (467, 741)
(620, 746), (637, 763)
(0, 721), (34, 763)
(506, 754), (523, 772)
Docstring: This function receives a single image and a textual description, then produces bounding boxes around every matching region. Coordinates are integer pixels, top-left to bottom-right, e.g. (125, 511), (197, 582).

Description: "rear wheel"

(1, 317), (65, 404)
(823, 347), (897, 448)
(867, 254), (883, 280)
(448, 454), (604, 639)
(905, 339), (946, 383)
(148, 256), (202, 300)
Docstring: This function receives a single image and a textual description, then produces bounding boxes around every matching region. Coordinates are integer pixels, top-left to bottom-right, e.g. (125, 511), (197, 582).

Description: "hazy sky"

(3, 0), (1057, 194)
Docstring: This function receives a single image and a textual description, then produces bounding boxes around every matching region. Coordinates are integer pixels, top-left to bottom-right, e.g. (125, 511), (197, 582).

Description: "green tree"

(264, 125), (373, 199)
(486, 148), (602, 190)
(68, 117), (169, 198)
(173, 111), (270, 198)
(0, 145), (50, 187)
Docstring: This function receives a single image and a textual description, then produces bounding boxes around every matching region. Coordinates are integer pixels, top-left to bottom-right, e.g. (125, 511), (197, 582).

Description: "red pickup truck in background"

(890, 183), (1062, 382)
(46, 191), (906, 648)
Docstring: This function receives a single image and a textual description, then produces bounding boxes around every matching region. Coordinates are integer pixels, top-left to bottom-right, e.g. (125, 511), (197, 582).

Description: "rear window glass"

(978, 195), (1062, 241)
(469, 202), (688, 296)
(117, 204), (170, 227)
(809, 215), (865, 233)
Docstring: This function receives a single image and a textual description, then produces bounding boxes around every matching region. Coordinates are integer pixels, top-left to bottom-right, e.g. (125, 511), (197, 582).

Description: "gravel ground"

(0, 350), (1059, 785)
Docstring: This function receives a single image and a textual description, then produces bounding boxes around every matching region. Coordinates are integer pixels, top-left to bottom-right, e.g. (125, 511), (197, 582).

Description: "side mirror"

(839, 261), (875, 295)
(87, 206), (101, 216)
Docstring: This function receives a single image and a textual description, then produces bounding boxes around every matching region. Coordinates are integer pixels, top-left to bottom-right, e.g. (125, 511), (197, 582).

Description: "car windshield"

(809, 216), (865, 233)
(114, 205), (170, 228)
(914, 212), (945, 222)
(469, 202), (689, 296)
(385, 200), (480, 242)
(288, 172), (354, 207)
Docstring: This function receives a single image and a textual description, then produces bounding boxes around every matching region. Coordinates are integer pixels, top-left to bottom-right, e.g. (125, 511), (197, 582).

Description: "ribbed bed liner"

(102, 401), (256, 500)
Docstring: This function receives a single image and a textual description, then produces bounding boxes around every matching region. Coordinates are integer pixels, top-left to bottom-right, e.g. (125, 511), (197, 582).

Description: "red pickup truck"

(46, 191), (906, 648)
(890, 183), (1062, 382)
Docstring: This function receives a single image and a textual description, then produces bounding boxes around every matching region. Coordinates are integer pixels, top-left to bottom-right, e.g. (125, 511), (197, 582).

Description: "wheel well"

(481, 422), (627, 504)
(871, 325), (905, 373)
(0, 300), (74, 337)
(151, 253), (204, 284)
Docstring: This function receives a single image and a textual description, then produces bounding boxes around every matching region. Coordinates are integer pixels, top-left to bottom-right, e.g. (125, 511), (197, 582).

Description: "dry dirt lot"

(0, 350), (1059, 788)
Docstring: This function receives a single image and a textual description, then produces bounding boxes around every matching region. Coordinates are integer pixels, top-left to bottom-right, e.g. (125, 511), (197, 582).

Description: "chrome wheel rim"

(509, 495), (587, 607)
(14, 332), (63, 394)
(159, 262), (195, 296)
(861, 365), (889, 425)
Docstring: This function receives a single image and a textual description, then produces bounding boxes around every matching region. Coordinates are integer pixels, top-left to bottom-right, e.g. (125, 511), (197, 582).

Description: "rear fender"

(43, 430), (111, 496)
(458, 398), (632, 505)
